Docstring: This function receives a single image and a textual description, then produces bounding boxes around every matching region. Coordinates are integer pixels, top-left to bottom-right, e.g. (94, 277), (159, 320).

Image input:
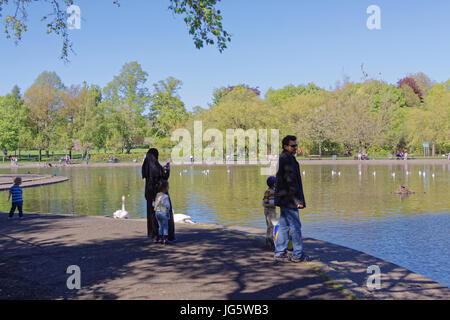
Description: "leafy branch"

(0, 0), (231, 62)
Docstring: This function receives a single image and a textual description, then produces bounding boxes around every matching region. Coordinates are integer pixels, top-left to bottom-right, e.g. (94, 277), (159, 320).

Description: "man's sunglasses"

(288, 144), (298, 148)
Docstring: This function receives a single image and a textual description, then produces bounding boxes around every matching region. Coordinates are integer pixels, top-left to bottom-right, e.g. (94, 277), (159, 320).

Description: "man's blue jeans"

(274, 207), (303, 258)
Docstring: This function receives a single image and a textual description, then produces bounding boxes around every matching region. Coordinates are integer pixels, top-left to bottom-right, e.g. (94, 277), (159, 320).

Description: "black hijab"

(142, 148), (168, 197)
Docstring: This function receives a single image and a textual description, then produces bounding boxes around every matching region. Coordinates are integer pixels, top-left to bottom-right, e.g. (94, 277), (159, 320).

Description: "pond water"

(1, 163), (449, 288)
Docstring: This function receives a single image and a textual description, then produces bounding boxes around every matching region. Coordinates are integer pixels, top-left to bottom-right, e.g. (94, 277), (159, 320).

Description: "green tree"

(334, 81), (402, 155)
(5, 86), (34, 159)
(270, 91), (329, 154)
(265, 83), (322, 106)
(190, 105), (205, 117)
(210, 87), (230, 107)
(201, 86), (266, 131)
(150, 76), (188, 138)
(103, 61), (149, 153)
(406, 81), (450, 156)
(400, 85), (421, 107)
(24, 72), (65, 161)
(301, 95), (337, 156)
(77, 84), (104, 155)
(11, 85), (21, 99)
(57, 82), (102, 158)
(0, 94), (23, 161)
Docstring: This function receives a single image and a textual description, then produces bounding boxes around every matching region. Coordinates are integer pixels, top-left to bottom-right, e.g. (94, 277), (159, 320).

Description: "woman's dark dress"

(141, 152), (175, 240)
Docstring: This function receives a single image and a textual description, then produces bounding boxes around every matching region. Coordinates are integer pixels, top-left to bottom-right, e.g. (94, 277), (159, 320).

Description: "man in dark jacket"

(274, 135), (308, 262)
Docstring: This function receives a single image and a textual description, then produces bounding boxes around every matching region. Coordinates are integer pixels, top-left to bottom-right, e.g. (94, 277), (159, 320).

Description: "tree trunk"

(19, 148), (21, 161)
(39, 149), (42, 162)
(318, 140), (322, 156)
(432, 142), (435, 157)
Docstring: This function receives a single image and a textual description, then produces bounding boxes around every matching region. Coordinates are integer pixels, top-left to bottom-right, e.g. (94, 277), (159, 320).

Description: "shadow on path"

(0, 214), (347, 300)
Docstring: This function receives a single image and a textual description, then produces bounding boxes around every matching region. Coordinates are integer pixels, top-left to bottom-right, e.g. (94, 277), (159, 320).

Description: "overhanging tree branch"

(0, 0), (231, 62)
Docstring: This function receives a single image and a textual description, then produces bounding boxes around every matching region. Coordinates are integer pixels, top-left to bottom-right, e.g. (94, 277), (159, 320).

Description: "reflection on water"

(1, 163), (449, 287)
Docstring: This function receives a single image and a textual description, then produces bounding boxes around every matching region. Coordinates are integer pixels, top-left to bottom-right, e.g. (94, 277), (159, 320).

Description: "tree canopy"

(1, 69), (448, 160)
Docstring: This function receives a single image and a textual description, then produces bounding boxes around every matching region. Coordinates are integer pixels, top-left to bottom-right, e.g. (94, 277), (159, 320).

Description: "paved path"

(0, 213), (349, 300)
(0, 174), (68, 192)
(0, 213), (448, 300)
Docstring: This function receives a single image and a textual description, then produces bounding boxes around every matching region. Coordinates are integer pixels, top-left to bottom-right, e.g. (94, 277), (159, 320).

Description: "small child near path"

(8, 177), (24, 219)
(262, 176), (277, 250)
(154, 180), (171, 245)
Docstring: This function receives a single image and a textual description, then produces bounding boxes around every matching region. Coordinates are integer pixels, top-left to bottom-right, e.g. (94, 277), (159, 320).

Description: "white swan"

(113, 196), (130, 219)
(174, 213), (195, 224)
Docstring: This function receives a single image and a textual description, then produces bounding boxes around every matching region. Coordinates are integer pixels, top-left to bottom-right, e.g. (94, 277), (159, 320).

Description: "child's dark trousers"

(9, 201), (23, 218)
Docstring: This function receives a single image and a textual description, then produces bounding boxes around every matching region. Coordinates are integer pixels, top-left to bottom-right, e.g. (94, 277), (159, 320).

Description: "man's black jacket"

(274, 150), (306, 209)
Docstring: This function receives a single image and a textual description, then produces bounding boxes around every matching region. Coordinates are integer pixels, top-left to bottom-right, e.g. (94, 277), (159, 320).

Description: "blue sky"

(1, 0), (449, 110)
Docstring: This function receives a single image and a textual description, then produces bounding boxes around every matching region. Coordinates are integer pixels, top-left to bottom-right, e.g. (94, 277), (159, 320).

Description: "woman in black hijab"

(142, 148), (175, 241)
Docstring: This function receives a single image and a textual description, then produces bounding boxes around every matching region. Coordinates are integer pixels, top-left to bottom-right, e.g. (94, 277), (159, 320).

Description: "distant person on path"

(85, 153), (89, 165)
(8, 177), (24, 219)
(142, 148), (175, 242)
(154, 180), (172, 244)
(274, 135), (308, 263)
(262, 176), (277, 250)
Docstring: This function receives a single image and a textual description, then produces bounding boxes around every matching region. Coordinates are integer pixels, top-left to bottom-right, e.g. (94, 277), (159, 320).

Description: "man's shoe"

(289, 254), (309, 263)
(274, 253), (290, 262)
